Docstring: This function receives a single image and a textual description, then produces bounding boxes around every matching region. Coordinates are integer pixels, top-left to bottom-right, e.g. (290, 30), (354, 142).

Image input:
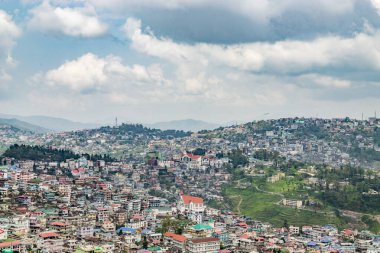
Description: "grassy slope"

(224, 182), (349, 229)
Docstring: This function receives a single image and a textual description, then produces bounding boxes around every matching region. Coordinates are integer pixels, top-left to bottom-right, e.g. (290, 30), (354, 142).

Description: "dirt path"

(253, 184), (284, 198)
(230, 195), (243, 215)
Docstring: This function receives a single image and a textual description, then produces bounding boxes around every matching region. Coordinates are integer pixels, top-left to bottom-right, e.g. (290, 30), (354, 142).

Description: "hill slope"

(0, 113), (99, 132)
(147, 119), (220, 132)
(0, 118), (49, 133)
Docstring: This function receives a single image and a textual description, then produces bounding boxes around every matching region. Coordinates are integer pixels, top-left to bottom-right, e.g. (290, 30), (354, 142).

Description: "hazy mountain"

(0, 118), (50, 134)
(147, 119), (220, 132)
(0, 113), (99, 132)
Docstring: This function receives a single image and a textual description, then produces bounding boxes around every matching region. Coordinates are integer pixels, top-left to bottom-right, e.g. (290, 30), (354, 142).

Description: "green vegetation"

(192, 148), (206, 156)
(348, 147), (380, 162)
(254, 149), (281, 161)
(315, 166), (380, 213)
(228, 149), (248, 168)
(260, 178), (308, 199)
(224, 184), (349, 229)
(361, 215), (380, 233)
(0, 118), (49, 133)
(98, 123), (192, 139)
(2, 144), (115, 162)
(155, 217), (192, 234)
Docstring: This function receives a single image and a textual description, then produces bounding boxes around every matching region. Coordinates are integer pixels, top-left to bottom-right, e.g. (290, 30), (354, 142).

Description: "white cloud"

(297, 74), (351, 89)
(28, 1), (107, 37)
(42, 53), (167, 92)
(0, 10), (21, 50)
(90, 0), (356, 23)
(124, 17), (380, 74)
(0, 10), (21, 87)
(45, 53), (108, 90)
(0, 69), (12, 82)
(371, 0), (380, 15)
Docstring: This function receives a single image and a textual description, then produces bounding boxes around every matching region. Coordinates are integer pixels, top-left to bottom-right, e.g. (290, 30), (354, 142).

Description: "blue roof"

(321, 236), (332, 243)
(141, 229), (151, 234)
(307, 241), (317, 247)
(117, 227), (136, 233)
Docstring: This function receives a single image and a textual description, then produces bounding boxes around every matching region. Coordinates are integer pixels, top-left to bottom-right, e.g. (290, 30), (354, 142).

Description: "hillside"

(0, 113), (99, 132)
(2, 144), (115, 162)
(147, 119), (220, 132)
(0, 118), (49, 134)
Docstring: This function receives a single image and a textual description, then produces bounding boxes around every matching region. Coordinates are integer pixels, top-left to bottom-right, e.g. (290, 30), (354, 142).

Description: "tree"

(282, 219), (289, 229)
(142, 236), (148, 249)
(228, 149), (248, 168)
(192, 148), (206, 156)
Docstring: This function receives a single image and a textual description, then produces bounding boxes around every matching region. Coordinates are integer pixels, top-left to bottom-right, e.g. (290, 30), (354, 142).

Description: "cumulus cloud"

(90, 0), (356, 23)
(119, 16), (380, 111)
(40, 53), (167, 93)
(297, 74), (351, 89)
(28, 1), (107, 37)
(0, 10), (21, 51)
(124, 17), (380, 75)
(0, 9), (21, 88)
(371, 0), (380, 15)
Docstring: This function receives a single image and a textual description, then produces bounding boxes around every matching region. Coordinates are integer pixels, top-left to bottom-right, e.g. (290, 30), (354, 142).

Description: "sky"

(0, 0), (380, 124)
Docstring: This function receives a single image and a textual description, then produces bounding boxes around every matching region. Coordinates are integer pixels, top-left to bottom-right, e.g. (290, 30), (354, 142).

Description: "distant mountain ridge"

(0, 118), (49, 133)
(147, 119), (220, 132)
(0, 113), (99, 132)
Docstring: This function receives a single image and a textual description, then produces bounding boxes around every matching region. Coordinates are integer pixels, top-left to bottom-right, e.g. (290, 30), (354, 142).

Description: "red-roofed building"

(39, 231), (60, 238)
(37, 231), (63, 252)
(181, 152), (202, 162)
(0, 228), (7, 240)
(178, 193), (205, 224)
(50, 221), (70, 232)
(187, 237), (220, 253)
(71, 167), (86, 177)
(0, 240), (21, 251)
(164, 232), (187, 251)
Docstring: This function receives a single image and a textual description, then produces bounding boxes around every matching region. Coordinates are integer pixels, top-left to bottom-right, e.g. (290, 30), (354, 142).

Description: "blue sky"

(0, 0), (379, 124)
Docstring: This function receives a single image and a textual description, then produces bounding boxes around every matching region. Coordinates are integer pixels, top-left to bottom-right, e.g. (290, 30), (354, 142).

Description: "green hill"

(0, 118), (50, 134)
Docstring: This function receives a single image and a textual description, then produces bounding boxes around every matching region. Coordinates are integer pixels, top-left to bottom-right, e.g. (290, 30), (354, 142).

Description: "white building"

(186, 237), (220, 253)
(178, 193), (205, 224)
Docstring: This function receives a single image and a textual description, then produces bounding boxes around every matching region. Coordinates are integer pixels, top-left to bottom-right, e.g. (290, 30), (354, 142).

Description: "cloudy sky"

(0, 0), (380, 124)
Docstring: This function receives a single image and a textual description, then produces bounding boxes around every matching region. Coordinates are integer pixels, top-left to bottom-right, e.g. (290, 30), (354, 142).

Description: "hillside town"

(0, 149), (379, 252)
(0, 118), (379, 252)
(1, 118), (379, 168)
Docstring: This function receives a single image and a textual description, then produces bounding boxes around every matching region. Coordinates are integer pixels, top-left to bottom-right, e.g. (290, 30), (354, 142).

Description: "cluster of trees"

(97, 123), (192, 139)
(318, 189), (380, 213)
(253, 149), (282, 161)
(191, 148), (206, 156)
(82, 153), (115, 162)
(2, 144), (116, 163)
(155, 217), (191, 235)
(374, 127), (380, 146)
(2, 144), (80, 162)
(348, 147), (380, 162)
(228, 149), (248, 168)
(294, 124), (329, 139)
(315, 165), (380, 213)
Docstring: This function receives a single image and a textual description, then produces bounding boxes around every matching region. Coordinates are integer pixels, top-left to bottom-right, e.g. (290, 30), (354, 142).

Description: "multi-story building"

(77, 224), (94, 238)
(37, 231), (64, 253)
(282, 199), (303, 208)
(186, 237), (220, 253)
(178, 193), (205, 223)
(164, 232), (187, 251)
